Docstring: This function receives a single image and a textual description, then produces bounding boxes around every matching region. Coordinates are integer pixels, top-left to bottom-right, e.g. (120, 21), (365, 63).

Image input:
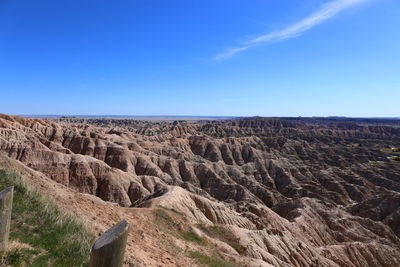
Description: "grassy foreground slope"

(0, 170), (94, 267)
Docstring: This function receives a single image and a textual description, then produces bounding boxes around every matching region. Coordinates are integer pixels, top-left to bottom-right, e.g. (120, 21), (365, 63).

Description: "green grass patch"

(153, 208), (207, 246)
(152, 208), (181, 238)
(181, 231), (207, 246)
(158, 205), (183, 215)
(153, 208), (174, 222)
(0, 170), (95, 267)
(198, 224), (246, 255)
(189, 250), (241, 267)
(0, 247), (41, 266)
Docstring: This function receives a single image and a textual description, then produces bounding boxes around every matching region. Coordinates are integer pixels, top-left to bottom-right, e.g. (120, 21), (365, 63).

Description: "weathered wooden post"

(0, 186), (13, 252)
(89, 220), (130, 267)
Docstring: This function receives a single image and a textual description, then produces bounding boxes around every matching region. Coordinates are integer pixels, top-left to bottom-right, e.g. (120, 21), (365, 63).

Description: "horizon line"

(13, 114), (400, 120)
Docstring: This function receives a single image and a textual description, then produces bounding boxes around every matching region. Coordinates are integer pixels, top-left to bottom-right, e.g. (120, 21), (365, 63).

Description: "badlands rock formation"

(1, 113), (400, 266)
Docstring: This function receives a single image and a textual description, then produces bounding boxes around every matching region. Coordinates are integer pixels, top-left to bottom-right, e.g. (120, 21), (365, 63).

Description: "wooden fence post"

(89, 220), (130, 267)
(0, 186), (13, 252)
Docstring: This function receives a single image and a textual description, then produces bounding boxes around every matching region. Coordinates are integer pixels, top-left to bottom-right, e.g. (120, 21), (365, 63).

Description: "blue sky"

(0, 0), (399, 117)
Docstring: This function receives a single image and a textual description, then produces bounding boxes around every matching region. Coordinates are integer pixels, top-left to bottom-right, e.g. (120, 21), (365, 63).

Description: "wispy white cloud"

(215, 0), (369, 61)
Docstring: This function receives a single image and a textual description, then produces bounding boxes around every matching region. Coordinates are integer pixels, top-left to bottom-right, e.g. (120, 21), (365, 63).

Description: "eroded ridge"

(1, 113), (400, 266)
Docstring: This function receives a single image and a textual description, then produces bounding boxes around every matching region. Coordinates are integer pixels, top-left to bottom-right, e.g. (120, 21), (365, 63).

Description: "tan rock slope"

(1, 113), (400, 266)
